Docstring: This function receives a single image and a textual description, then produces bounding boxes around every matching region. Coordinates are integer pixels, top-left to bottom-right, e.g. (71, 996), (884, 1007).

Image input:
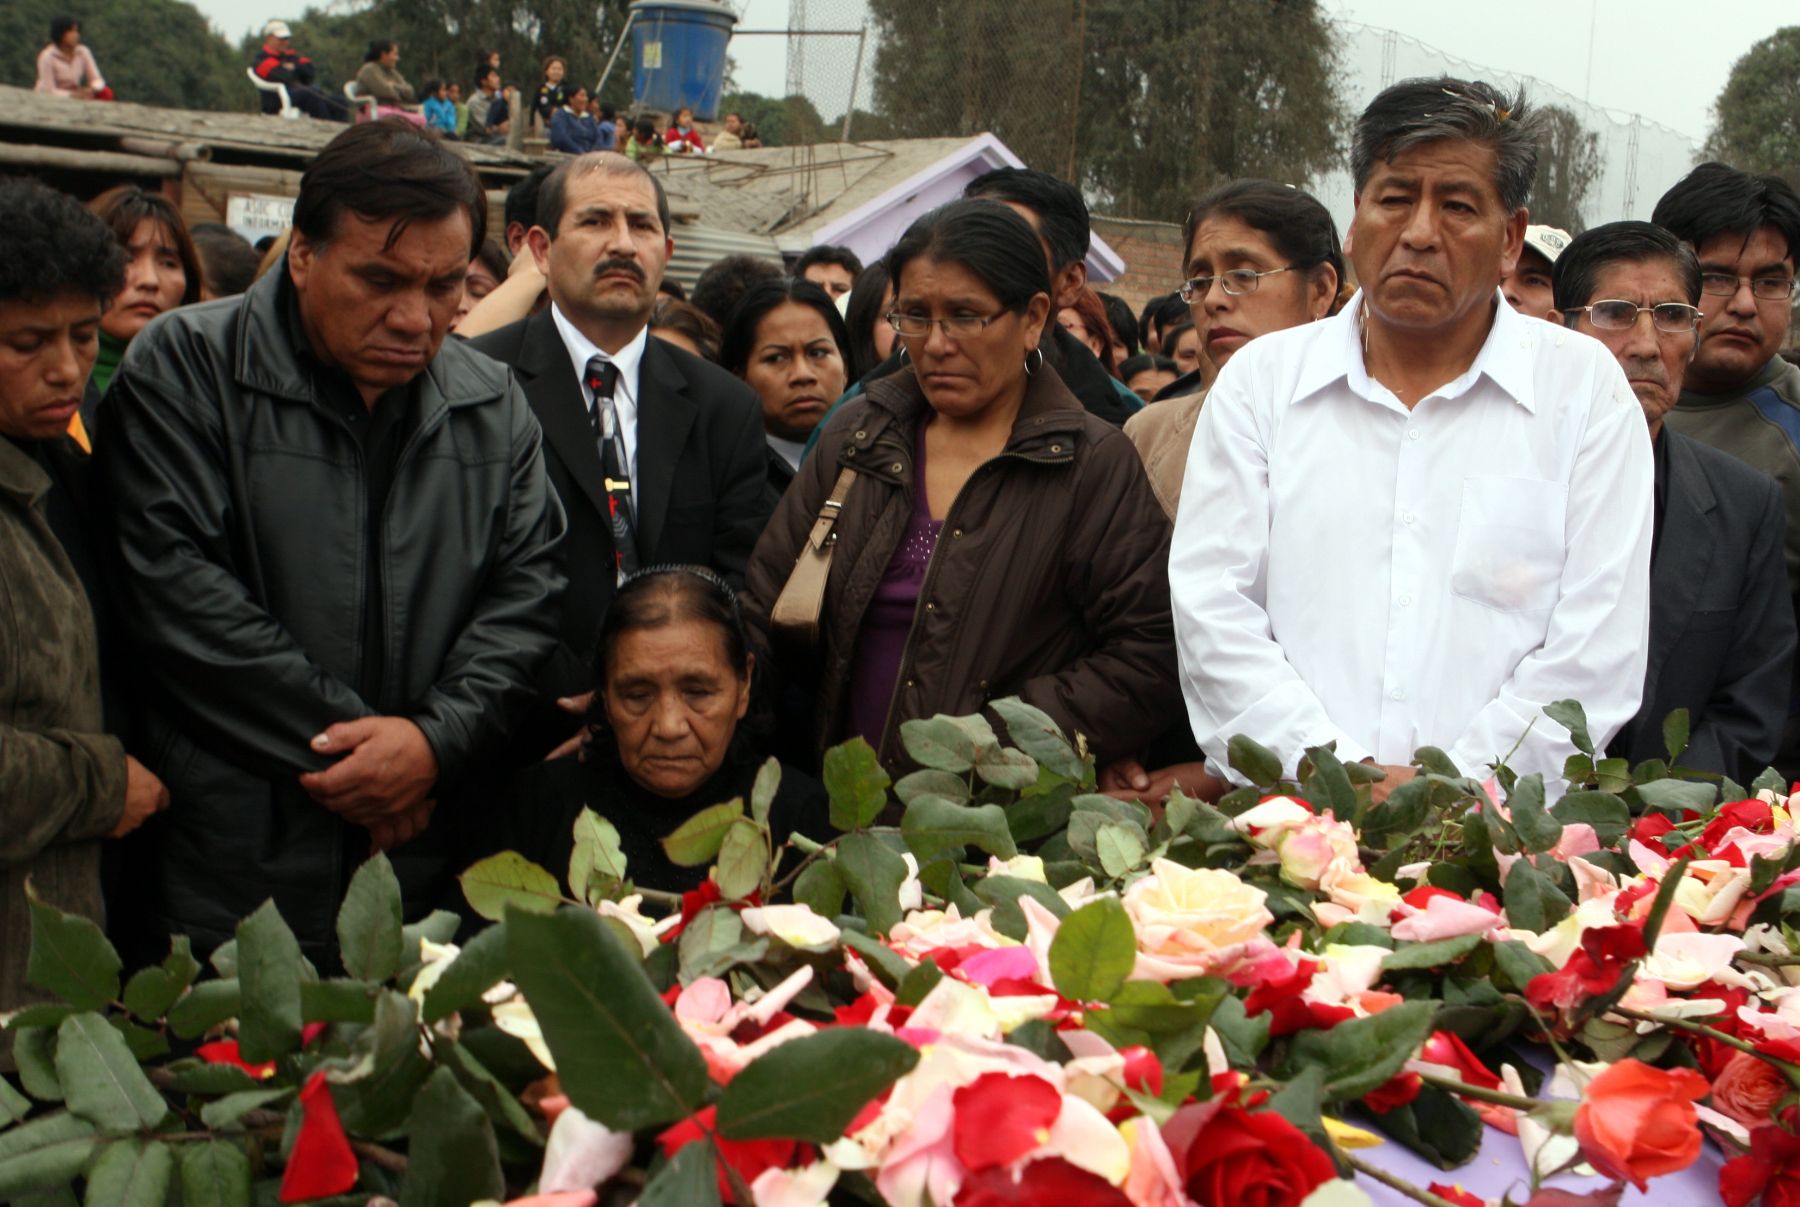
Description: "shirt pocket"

(1450, 476), (1568, 614)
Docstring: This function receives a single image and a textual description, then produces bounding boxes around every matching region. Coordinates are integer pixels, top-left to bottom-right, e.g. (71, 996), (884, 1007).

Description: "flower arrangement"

(5, 697), (1800, 1206)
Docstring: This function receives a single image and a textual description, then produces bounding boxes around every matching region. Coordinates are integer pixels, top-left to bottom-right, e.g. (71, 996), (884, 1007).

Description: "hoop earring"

(1024, 346), (1045, 376)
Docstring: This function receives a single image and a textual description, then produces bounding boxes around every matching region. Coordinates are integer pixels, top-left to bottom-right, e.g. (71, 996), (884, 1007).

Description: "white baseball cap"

(1523, 224), (1572, 265)
(263, 19), (292, 38)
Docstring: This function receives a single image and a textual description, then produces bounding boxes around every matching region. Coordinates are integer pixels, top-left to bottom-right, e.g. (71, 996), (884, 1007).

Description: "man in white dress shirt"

(1172, 78), (1653, 793)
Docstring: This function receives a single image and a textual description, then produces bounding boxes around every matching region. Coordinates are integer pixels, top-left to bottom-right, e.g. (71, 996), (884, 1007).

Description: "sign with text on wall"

(226, 192), (294, 244)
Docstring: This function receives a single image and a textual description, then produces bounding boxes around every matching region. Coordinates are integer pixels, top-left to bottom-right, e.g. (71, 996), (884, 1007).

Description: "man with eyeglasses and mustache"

(1554, 222), (1793, 782)
(470, 152), (771, 760)
(1653, 164), (1800, 779)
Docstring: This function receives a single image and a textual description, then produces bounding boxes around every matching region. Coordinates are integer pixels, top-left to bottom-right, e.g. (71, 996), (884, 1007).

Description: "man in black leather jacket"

(96, 122), (566, 962)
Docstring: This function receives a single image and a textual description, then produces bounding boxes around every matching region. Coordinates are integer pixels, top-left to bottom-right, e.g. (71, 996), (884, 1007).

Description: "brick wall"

(1092, 215), (1186, 315)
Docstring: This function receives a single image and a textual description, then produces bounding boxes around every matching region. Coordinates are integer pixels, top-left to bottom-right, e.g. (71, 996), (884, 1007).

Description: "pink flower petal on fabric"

(674, 977), (732, 1024)
(958, 947), (1042, 988)
(1391, 896), (1502, 943)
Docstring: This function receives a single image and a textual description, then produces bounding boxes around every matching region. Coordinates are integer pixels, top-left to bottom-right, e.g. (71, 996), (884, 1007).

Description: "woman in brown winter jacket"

(741, 199), (1182, 774)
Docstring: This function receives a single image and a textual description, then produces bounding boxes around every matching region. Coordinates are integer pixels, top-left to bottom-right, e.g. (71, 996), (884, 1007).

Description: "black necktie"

(583, 356), (638, 582)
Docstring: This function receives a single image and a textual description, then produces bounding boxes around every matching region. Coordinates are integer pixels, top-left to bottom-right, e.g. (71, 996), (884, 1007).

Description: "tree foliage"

(866, 0), (1347, 221)
(1704, 26), (1800, 190)
(0, 0), (249, 111)
(1529, 104), (1603, 233)
(719, 91), (833, 148)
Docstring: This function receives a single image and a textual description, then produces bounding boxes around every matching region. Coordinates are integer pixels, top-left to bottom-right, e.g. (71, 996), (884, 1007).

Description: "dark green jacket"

(0, 436), (126, 1012)
(96, 269), (566, 959)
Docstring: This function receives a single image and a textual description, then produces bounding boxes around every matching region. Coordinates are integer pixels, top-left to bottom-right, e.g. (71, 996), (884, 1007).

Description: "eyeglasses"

(1178, 265), (1296, 302)
(885, 310), (1007, 338)
(1567, 299), (1704, 334)
(1699, 272), (1798, 301)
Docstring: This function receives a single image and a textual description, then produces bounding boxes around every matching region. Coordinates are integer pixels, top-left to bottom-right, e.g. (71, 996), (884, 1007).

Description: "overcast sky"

(193, 0), (1792, 144)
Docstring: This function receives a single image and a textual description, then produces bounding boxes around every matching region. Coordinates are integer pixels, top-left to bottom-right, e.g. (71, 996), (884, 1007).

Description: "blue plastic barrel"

(629, 0), (737, 120)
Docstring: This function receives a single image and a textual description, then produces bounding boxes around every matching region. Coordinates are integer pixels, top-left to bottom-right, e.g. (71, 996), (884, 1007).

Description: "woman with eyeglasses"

(1125, 180), (1345, 521)
(740, 199), (1180, 785)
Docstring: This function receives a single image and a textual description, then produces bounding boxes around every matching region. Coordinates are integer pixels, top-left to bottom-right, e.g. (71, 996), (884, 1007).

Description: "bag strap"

(770, 464), (858, 646)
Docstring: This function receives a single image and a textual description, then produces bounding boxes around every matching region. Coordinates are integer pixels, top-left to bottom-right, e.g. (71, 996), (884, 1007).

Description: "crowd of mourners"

(5, 72), (1800, 1026)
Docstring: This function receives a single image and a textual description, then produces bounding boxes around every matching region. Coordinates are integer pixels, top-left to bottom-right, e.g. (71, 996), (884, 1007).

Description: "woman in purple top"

(740, 200), (1179, 780)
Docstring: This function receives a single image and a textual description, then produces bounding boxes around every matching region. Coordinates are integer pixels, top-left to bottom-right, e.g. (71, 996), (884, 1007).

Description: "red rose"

(1363, 1071), (1423, 1114)
(1573, 1059), (1708, 1191)
(1162, 1104), (1336, 1207)
(1702, 799), (1775, 856)
(1243, 958), (1354, 1037)
(954, 1157), (1134, 1206)
(1721, 1124), (1800, 1207)
(1525, 924), (1646, 1015)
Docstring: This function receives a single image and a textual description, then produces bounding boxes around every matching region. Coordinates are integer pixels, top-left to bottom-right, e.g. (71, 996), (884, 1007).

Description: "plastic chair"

(247, 69), (298, 119)
(343, 80), (380, 122)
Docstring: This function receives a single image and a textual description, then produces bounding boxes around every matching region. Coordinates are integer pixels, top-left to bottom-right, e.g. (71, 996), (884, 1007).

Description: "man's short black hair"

(689, 253), (783, 326)
(0, 176), (125, 305)
(476, 64), (500, 88)
(1095, 290), (1139, 358)
(1139, 292), (1188, 347)
(505, 164), (555, 235)
(536, 153), (672, 237)
(963, 167), (1090, 271)
(292, 120), (486, 257)
(794, 243), (863, 279)
(1652, 162), (1800, 266)
(1552, 220), (1702, 316)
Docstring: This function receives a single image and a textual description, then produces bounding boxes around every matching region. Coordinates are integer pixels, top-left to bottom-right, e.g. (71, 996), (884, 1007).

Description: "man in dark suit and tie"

(470, 153), (771, 755)
(1555, 222), (1796, 782)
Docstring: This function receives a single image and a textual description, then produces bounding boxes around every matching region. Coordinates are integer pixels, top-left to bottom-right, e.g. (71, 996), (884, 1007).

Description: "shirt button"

(1401, 511), (1415, 525)
(1407, 429), (1421, 442)
(951, 528), (963, 538)
(1390, 688), (1406, 701)
(1397, 594), (1412, 607)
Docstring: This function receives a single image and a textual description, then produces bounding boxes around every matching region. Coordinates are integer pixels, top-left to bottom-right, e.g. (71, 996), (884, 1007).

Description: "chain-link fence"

(767, 3), (1699, 236)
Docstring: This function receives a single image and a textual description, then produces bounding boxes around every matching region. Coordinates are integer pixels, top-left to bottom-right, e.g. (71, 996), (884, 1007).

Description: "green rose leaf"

(13, 1025), (62, 1101)
(84, 1137), (174, 1207)
(121, 936), (201, 1024)
(506, 907), (709, 1130)
(1284, 999), (1436, 1101)
(824, 739), (893, 830)
(1503, 858), (1574, 933)
(1635, 778), (1718, 816)
(659, 800), (746, 867)
(1544, 699), (1594, 756)
(199, 1087), (292, 1130)
(161, 1062), (258, 1095)
(715, 818), (771, 901)
(55, 1012), (168, 1130)
(901, 796), (1017, 864)
(716, 1028), (920, 1142)
(989, 696), (1089, 780)
(1491, 940), (1556, 992)
(420, 920), (511, 1023)
(1381, 933), (1484, 973)
(459, 851), (565, 921)
(899, 715), (978, 772)
(1662, 708), (1691, 763)
(975, 744), (1040, 790)
(1094, 821), (1149, 878)
(25, 885), (122, 1010)
(1048, 896), (1136, 1003)
(569, 809), (629, 904)
(235, 900), (302, 1063)
(1226, 734), (1285, 788)
(400, 1066), (504, 1207)
(0, 1075), (30, 1124)
(299, 979), (378, 1025)
(166, 980), (241, 1040)
(792, 858), (847, 920)
(337, 853), (405, 983)
(896, 768), (971, 805)
(178, 1141), (252, 1207)
(332, 991), (431, 1139)
(0, 1111), (97, 1198)
(1550, 791), (1632, 847)
(834, 833), (910, 936)
(438, 1037), (545, 1148)
(751, 757), (782, 826)
(839, 927), (909, 988)
(639, 1140), (723, 1207)
(1505, 775), (1563, 855)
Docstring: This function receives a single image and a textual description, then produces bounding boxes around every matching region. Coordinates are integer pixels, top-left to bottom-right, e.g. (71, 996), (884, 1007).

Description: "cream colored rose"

(1123, 859), (1274, 981)
(742, 903), (841, 950)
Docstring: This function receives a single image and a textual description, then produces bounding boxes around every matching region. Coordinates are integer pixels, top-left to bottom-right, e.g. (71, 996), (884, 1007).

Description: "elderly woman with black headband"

(503, 566), (827, 892)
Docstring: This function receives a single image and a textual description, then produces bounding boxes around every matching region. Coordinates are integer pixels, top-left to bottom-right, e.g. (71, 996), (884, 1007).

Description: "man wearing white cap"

(1501, 223), (1570, 321)
(252, 19), (348, 121)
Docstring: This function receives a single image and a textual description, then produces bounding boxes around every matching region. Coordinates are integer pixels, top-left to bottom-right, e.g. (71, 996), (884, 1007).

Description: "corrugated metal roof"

(666, 222), (784, 289)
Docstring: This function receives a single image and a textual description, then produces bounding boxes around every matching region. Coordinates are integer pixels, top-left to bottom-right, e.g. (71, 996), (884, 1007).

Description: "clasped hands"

(299, 717), (439, 852)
